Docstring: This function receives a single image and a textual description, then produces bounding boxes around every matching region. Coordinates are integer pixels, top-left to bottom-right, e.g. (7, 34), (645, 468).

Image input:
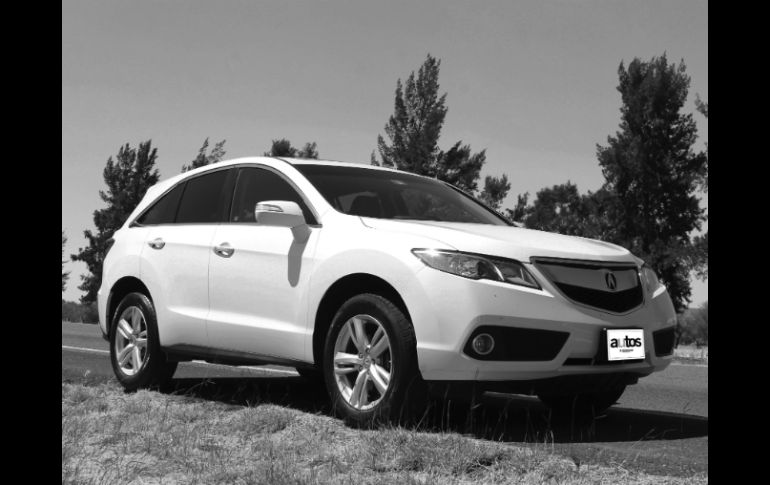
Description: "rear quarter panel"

(98, 226), (150, 334)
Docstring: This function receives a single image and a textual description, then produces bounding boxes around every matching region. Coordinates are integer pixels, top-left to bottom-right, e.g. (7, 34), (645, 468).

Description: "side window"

(176, 169), (233, 224)
(136, 183), (185, 225)
(230, 167), (316, 224)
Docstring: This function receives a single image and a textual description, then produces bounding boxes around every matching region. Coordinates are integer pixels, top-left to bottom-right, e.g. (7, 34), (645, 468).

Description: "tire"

(323, 293), (427, 427)
(109, 292), (177, 391)
(538, 385), (626, 417)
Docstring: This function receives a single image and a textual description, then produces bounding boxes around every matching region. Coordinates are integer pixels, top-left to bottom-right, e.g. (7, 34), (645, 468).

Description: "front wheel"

(538, 385), (626, 417)
(323, 293), (426, 427)
(109, 292), (177, 391)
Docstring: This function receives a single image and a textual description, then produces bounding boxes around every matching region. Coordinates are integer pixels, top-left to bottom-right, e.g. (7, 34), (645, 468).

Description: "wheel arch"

(311, 273), (412, 367)
(107, 276), (152, 334)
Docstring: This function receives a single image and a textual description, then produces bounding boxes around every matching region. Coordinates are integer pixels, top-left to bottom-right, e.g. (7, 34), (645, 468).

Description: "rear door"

(139, 167), (236, 348)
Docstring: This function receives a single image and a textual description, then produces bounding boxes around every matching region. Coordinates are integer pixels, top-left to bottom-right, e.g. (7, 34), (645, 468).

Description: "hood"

(360, 218), (635, 264)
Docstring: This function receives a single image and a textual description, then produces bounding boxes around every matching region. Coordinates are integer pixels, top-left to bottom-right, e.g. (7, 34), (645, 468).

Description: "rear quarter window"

(136, 183), (185, 225)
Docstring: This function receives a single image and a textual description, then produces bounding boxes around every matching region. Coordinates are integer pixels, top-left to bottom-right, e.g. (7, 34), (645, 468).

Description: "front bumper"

(402, 263), (677, 382)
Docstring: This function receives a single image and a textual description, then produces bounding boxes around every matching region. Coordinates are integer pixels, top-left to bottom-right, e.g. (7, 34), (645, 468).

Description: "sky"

(62, 0), (708, 305)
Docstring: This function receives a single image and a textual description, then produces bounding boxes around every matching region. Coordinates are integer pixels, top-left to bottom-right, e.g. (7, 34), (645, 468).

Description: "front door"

(207, 166), (319, 362)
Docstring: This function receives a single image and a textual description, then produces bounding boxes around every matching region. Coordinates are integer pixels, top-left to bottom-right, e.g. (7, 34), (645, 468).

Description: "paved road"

(62, 321), (707, 477)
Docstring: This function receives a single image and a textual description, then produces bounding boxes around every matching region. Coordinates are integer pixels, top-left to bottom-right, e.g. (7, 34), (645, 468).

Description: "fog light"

(472, 333), (495, 356)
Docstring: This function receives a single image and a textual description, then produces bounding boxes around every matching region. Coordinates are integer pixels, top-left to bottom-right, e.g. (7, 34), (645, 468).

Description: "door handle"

(148, 238), (165, 250)
(213, 242), (234, 258)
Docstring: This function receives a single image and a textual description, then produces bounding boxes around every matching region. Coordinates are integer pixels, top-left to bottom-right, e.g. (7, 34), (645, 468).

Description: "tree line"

(63, 53), (707, 338)
(677, 300), (708, 347)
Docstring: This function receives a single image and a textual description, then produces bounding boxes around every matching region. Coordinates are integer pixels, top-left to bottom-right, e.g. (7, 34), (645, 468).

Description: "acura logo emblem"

(604, 272), (617, 291)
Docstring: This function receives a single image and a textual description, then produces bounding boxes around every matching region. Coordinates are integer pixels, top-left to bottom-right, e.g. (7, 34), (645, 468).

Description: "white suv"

(98, 157), (677, 424)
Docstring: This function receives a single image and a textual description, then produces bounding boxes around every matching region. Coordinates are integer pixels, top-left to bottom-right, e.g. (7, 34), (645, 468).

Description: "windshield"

(295, 164), (511, 226)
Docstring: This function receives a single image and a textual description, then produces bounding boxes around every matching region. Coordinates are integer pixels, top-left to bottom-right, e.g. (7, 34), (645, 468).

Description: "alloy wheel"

(114, 306), (149, 376)
(333, 314), (393, 410)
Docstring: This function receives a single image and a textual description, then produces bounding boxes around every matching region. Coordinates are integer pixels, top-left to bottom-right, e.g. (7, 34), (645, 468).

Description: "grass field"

(62, 382), (707, 485)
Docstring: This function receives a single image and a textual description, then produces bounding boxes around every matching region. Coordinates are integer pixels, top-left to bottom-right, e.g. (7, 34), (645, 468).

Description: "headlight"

(640, 264), (663, 294)
(411, 249), (540, 289)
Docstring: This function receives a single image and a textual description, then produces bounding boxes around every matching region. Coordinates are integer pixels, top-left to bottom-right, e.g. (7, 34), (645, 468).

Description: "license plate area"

(596, 328), (646, 363)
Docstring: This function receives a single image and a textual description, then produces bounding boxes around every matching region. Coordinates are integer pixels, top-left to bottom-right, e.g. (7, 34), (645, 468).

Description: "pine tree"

(264, 139), (319, 159)
(374, 54), (509, 207)
(512, 55), (706, 310)
(296, 142), (319, 159)
(596, 54), (707, 312)
(71, 141), (160, 303)
(690, 94), (708, 279)
(510, 183), (616, 241)
(375, 55), (446, 176)
(62, 230), (69, 293)
(478, 175), (511, 211)
(182, 138), (226, 172)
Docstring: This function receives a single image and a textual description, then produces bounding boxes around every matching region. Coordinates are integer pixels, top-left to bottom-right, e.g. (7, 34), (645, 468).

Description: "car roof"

(180, 156), (410, 175)
(125, 156), (467, 230)
(151, 156), (438, 200)
(277, 157), (406, 174)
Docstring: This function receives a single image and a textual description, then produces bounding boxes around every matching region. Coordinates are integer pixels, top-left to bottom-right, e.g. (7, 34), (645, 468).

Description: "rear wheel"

(109, 292), (177, 391)
(538, 385), (626, 417)
(323, 293), (426, 427)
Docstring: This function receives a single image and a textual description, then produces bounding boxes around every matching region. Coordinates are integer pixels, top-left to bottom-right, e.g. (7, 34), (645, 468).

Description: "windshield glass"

(295, 164), (511, 226)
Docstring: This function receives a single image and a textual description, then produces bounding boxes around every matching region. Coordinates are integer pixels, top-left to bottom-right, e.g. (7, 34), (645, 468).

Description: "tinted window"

(176, 169), (232, 224)
(136, 183), (185, 225)
(295, 164), (510, 225)
(230, 167), (316, 224)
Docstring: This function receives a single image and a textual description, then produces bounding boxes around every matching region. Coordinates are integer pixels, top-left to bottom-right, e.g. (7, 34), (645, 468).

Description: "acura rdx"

(98, 157), (677, 425)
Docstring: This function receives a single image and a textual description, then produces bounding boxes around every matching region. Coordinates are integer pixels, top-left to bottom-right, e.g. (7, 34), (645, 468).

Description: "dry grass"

(62, 382), (707, 484)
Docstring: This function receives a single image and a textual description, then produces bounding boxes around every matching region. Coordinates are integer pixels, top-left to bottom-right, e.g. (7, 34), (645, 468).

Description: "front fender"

(304, 219), (453, 362)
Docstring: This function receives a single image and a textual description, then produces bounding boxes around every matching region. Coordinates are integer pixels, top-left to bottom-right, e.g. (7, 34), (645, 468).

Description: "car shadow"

(161, 375), (708, 445)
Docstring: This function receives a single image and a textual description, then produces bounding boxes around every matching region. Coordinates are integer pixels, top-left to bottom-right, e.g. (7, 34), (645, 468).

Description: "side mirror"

(254, 200), (306, 228)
